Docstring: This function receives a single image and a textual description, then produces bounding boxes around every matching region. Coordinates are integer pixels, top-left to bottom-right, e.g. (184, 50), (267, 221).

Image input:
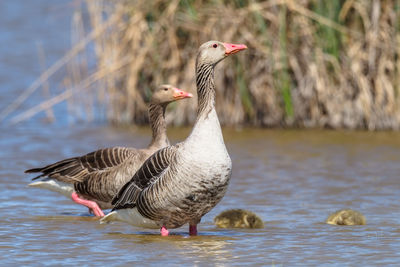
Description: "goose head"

(151, 84), (193, 105)
(197, 41), (247, 66)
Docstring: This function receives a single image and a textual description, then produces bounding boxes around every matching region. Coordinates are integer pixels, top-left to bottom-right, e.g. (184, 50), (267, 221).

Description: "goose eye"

(164, 88), (168, 91)
(212, 44), (218, 48)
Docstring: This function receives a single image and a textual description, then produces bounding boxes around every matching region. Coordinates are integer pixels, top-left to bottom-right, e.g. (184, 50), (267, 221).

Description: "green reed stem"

(278, 4), (293, 119)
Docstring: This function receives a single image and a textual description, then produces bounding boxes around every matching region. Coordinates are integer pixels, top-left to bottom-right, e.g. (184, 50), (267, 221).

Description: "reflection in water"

(31, 215), (100, 223)
(106, 231), (235, 264)
(173, 230), (236, 263)
(175, 237), (233, 264)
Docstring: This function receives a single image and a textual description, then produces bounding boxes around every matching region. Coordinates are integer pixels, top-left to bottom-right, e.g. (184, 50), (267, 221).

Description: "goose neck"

(195, 63), (216, 121)
(148, 103), (169, 149)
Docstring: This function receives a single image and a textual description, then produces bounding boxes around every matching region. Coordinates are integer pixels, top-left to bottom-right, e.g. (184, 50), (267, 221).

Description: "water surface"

(1, 126), (400, 265)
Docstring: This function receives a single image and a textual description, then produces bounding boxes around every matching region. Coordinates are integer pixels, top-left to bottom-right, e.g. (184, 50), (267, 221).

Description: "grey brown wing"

(25, 147), (136, 184)
(73, 152), (146, 204)
(111, 146), (177, 210)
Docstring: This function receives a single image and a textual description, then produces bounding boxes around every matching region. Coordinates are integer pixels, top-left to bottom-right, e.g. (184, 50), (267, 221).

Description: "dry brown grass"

(6, 0), (400, 130)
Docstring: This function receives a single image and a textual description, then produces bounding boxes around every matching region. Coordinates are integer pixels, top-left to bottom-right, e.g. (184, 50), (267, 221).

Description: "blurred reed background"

(12, 0), (400, 130)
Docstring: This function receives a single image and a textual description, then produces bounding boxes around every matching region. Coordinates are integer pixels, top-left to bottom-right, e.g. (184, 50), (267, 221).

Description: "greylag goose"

(101, 41), (247, 236)
(214, 209), (264, 229)
(326, 209), (366, 225)
(26, 85), (192, 217)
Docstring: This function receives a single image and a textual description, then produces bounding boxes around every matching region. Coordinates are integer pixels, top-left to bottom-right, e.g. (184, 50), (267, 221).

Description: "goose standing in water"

(101, 41), (247, 236)
(26, 85), (192, 217)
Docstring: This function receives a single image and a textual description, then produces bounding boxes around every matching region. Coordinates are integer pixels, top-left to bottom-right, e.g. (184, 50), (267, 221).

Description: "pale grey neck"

(195, 62), (216, 122)
(186, 62), (224, 143)
(148, 103), (169, 149)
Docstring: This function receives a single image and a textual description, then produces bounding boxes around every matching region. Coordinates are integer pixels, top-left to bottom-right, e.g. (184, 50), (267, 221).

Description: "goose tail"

(100, 209), (159, 229)
(100, 211), (120, 224)
(28, 179), (74, 198)
(28, 180), (46, 188)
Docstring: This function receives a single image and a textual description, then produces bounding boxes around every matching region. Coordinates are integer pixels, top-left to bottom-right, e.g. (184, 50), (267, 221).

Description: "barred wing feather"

(25, 147), (136, 184)
(112, 146), (176, 210)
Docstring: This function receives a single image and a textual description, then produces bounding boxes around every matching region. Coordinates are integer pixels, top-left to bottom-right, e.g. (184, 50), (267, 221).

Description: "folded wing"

(25, 147), (136, 184)
(111, 146), (177, 210)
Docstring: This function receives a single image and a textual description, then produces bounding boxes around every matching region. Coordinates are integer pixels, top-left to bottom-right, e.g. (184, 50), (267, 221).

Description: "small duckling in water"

(326, 209), (366, 225)
(214, 209), (264, 229)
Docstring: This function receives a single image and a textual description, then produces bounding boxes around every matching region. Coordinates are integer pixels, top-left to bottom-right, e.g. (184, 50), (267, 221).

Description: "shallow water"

(1, 126), (400, 265)
(1, 1), (400, 266)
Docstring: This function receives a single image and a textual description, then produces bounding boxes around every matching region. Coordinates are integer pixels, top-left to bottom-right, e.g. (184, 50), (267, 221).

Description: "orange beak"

(223, 43), (248, 55)
(173, 88), (193, 100)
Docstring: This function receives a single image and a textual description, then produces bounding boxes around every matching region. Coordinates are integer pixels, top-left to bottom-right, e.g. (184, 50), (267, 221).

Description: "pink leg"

(71, 192), (105, 217)
(189, 224), (197, 236)
(160, 226), (169, 236)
